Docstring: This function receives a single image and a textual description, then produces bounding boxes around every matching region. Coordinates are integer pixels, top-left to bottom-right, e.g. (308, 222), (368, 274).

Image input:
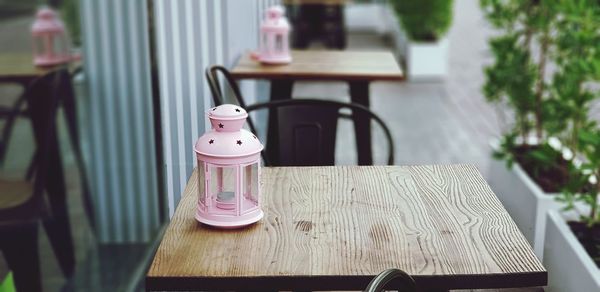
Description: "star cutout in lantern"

(212, 107), (216, 111)
(209, 139), (214, 144)
(235, 108), (241, 112)
(252, 135), (257, 139)
(218, 123), (224, 128)
(237, 140), (242, 145)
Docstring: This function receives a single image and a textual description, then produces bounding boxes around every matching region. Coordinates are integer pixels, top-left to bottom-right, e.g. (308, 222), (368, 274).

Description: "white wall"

(154, 0), (279, 217)
(80, 0), (160, 243)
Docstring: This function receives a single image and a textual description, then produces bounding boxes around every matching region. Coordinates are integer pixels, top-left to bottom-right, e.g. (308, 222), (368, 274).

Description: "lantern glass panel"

(53, 35), (68, 57)
(275, 34), (283, 51)
(243, 163), (259, 213)
(262, 34), (268, 51)
(33, 36), (45, 57)
(209, 165), (237, 212)
(197, 161), (206, 210)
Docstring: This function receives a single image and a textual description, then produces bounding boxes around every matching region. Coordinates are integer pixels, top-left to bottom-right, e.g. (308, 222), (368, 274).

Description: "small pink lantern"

(258, 5), (292, 64)
(194, 104), (264, 228)
(31, 7), (72, 67)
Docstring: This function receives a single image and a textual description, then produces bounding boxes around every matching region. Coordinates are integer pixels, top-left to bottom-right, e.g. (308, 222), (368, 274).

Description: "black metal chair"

(364, 269), (417, 292)
(0, 86), (27, 165)
(246, 99), (394, 166)
(0, 68), (93, 291)
(0, 70), (63, 292)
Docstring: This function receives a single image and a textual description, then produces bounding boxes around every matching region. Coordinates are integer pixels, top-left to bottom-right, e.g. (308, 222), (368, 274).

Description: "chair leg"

(42, 134), (75, 278)
(0, 223), (42, 292)
(25, 149), (37, 181)
(349, 81), (373, 165)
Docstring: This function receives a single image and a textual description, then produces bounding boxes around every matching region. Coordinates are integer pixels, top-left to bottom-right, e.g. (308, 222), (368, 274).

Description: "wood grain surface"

(147, 165), (546, 291)
(0, 179), (33, 209)
(231, 50), (404, 81)
(0, 53), (77, 84)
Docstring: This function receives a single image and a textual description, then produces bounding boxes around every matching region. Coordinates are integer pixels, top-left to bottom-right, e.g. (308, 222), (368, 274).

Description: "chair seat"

(0, 179), (33, 210)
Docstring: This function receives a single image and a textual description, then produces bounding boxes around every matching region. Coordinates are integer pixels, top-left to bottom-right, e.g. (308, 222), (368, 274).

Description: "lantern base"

(195, 207), (264, 229)
(34, 56), (72, 67)
(259, 55), (292, 65)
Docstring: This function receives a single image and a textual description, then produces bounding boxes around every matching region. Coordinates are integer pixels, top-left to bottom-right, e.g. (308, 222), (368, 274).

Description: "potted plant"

(545, 129), (600, 291)
(388, 0), (453, 79)
(481, 0), (600, 259)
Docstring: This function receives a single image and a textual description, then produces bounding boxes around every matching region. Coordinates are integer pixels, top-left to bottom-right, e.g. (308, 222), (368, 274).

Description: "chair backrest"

(245, 99), (395, 166)
(205, 65), (258, 135)
(364, 269), (416, 292)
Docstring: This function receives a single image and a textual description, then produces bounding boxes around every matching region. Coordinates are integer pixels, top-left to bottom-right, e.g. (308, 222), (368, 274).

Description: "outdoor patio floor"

(292, 0), (500, 180)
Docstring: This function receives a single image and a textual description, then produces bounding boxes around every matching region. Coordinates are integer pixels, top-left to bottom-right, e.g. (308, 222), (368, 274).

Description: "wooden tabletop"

(147, 165), (546, 291)
(231, 50), (404, 81)
(0, 53), (73, 84)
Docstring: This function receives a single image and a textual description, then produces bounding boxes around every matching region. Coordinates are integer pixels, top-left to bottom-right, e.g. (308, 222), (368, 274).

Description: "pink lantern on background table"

(31, 7), (73, 67)
(194, 104), (264, 228)
(257, 5), (292, 64)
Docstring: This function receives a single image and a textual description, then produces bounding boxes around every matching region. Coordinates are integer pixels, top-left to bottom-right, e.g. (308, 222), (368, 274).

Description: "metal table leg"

(267, 80), (294, 166)
(349, 80), (372, 165)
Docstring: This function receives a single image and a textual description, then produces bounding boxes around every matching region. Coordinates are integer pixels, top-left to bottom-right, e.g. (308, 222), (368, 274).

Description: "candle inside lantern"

(216, 191), (235, 210)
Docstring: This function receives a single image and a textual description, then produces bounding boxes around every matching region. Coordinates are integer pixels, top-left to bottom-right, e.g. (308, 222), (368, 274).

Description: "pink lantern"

(258, 5), (292, 64)
(31, 7), (72, 67)
(194, 104), (264, 228)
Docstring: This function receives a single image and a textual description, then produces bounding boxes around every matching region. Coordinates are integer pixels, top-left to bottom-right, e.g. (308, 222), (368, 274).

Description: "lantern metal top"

(262, 5), (289, 32)
(31, 7), (65, 34)
(195, 104), (263, 158)
(208, 104), (247, 122)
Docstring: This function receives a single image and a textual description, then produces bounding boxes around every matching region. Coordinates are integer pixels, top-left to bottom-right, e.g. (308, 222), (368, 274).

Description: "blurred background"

(3, 0), (596, 291)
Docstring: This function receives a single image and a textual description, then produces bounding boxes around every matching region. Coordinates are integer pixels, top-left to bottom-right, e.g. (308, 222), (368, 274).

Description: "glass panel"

(45, 34), (54, 56)
(53, 35), (67, 57)
(262, 34), (268, 52)
(268, 34), (274, 54)
(242, 163), (259, 213)
(33, 37), (45, 57)
(209, 165), (236, 211)
(275, 34), (283, 51)
(197, 161), (206, 210)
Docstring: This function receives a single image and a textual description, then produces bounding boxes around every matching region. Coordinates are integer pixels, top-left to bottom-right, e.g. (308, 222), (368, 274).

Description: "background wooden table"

(147, 165), (546, 291)
(0, 53), (59, 85)
(231, 50), (404, 166)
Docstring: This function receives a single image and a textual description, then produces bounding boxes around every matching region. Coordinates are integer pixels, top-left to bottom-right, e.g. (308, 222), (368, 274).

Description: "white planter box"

(406, 38), (448, 80)
(344, 3), (388, 34)
(544, 210), (600, 291)
(381, 5), (448, 80)
(487, 153), (560, 260)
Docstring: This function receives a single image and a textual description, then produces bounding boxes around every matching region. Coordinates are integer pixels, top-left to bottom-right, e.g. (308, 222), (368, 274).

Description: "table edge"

(146, 270), (547, 291)
(230, 72), (406, 82)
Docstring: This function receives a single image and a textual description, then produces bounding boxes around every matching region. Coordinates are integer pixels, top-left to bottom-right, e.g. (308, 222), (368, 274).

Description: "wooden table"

(231, 50), (404, 165)
(147, 165), (547, 291)
(0, 53), (62, 85)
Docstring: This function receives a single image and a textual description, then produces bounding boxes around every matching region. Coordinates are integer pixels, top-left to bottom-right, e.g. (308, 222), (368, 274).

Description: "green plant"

(60, 0), (81, 46)
(544, 0), (600, 153)
(389, 0), (453, 42)
(481, 0), (555, 142)
(560, 129), (600, 226)
(481, 0), (600, 196)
